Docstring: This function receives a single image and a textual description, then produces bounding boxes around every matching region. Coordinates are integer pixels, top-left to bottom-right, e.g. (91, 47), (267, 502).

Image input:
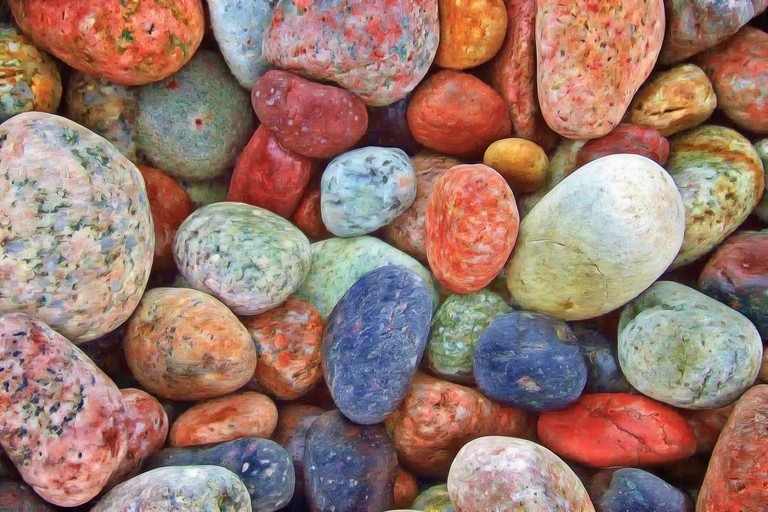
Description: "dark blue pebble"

(473, 311), (587, 412)
(323, 265), (433, 424)
(142, 437), (295, 512)
(304, 410), (397, 512)
(363, 96), (421, 155)
(569, 322), (633, 393)
(600, 468), (690, 512)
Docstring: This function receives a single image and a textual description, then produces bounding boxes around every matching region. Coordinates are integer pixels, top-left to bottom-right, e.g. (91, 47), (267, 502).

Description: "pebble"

(123, 287), (257, 401)
(178, 173), (231, 209)
(393, 468), (419, 509)
(144, 437), (295, 512)
(569, 323), (632, 393)
(483, 138), (549, 193)
(411, 484), (455, 512)
(292, 177), (332, 241)
(447, 436), (595, 511)
(537, 393), (697, 468)
(575, 124), (670, 168)
(364, 96), (421, 155)
(320, 146), (416, 237)
(0, 481), (55, 512)
(263, 0), (439, 106)
(169, 391), (278, 447)
(323, 265), (433, 424)
(174, 202), (311, 315)
(0, 112), (154, 343)
(0, 313), (128, 507)
(433, 0), (507, 69)
(90, 465), (252, 512)
(135, 50), (255, 181)
(599, 468), (690, 512)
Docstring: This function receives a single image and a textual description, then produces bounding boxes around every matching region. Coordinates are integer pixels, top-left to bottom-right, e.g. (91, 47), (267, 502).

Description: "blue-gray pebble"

(473, 312), (587, 412)
(569, 322), (632, 393)
(323, 265), (433, 425)
(600, 468), (689, 512)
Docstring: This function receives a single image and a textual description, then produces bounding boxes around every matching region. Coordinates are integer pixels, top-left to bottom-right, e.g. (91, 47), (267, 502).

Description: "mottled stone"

(411, 484), (454, 511)
(208, 0), (276, 89)
(263, 0), (439, 106)
(434, 0), (506, 69)
(569, 323), (631, 393)
(320, 147), (416, 237)
(364, 97), (421, 155)
(178, 173), (230, 209)
(170, 391), (278, 447)
(136, 50), (255, 181)
(536, 0), (665, 139)
(0, 313), (128, 507)
(618, 281), (762, 409)
(393, 468), (419, 509)
(304, 411), (398, 512)
(426, 290), (512, 384)
(174, 202), (311, 315)
(323, 266), (432, 424)
(600, 468), (689, 512)
(447, 436), (595, 511)
(506, 154), (685, 320)
(679, 405), (735, 454)
(91, 465), (252, 512)
(483, 138), (549, 193)
(124, 287), (257, 401)
(295, 236), (437, 320)
(575, 124), (670, 167)
(0, 481), (55, 511)
(0, 112), (153, 343)
(625, 64), (717, 136)
(8, 0), (204, 85)
(144, 438), (294, 512)
(537, 393), (698, 468)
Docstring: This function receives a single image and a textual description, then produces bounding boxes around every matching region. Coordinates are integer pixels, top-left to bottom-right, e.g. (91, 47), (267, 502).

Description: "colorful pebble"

(574, 124), (670, 168)
(411, 484), (455, 512)
(433, 0), (507, 69)
(599, 468), (689, 512)
(483, 138), (549, 193)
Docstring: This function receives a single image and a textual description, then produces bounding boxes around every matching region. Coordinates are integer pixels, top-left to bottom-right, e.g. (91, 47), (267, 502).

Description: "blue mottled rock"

(143, 438), (294, 512)
(600, 468), (689, 512)
(569, 323), (632, 393)
(618, 281), (762, 409)
(321, 147), (416, 237)
(304, 410), (398, 512)
(174, 202), (310, 315)
(208, 0), (277, 89)
(324, 266), (433, 424)
(295, 236), (438, 320)
(473, 312), (588, 412)
(91, 465), (252, 512)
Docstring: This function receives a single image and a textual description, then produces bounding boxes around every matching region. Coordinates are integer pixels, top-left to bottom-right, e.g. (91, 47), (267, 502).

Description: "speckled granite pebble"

(569, 323), (631, 393)
(0, 481), (55, 511)
(0, 112), (153, 343)
(91, 465), (252, 512)
(434, 0), (506, 69)
(304, 410), (398, 512)
(0, 313), (128, 507)
(323, 266), (432, 424)
(618, 281), (762, 409)
(144, 437), (294, 512)
(447, 436), (595, 511)
(174, 202), (310, 315)
(136, 50), (255, 181)
(600, 468), (689, 512)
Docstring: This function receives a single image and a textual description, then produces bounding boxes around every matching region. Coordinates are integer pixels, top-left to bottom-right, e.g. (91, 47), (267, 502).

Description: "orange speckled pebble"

(8, 0), (204, 86)
(424, 164), (519, 294)
(434, 0), (507, 70)
(169, 391), (278, 448)
(242, 296), (324, 401)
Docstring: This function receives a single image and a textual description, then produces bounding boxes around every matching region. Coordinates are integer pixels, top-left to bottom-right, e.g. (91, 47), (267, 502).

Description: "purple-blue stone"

(600, 468), (690, 512)
(569, 322), (632, 393)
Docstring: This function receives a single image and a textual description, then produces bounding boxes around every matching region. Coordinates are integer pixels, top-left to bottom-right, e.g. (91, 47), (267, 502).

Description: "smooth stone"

(569, 323), (632, 393)
(483, 138), (549, 193)
(600, 468), (689, 512)
(433, 0), (507, 69)
(575, 124), (670, 167)
(411, 484), (455, 511)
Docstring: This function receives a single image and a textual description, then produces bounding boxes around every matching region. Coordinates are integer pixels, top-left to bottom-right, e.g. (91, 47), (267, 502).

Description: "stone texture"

(434, 0), (507, 69)
(575, 124), (670, 167)
(483, 137), (549, 192)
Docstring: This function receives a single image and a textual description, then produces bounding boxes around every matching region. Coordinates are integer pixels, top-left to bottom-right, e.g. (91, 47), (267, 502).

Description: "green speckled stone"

(619, 281), (762, 410)
(178, 172), (231, 209)
(426, 290), (512, 384)
(666, 125), (764, 268)
(751, 139), (768, 223)
(136, 49), (255, 181)
(411, 484), (455, 511)
(173, 202), (310, 316)
(295, 236), (438, 320)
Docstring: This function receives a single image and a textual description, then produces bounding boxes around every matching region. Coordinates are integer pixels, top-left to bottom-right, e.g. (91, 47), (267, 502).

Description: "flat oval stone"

(536, 0), (665, 139)
(483, 138), (549, 193)
(295, 236), (437, 320)
(434, 0), (507, 69)
(426, 290), (512, 384)
(364, 96), (421, 155)
(124, 287), (257, 401)
(569, 323), (631, 393)
(618, 281), (762, 409)
(0, 313), (128, 507)
(411, 484), (455, 511)
(304, 411), (398, 512)
(174, 202), (310, 315)
(320, 147), (416, 237)
(208, 0), (276, 89)
(136, 50), (255, 181)
(537, 393), (697, 468)
(575, 124), (670, 167)
(600, 468), (689, 512)
(0, 481), (55, 512)
(263, 0), (439, 106)
(667, 125), (764, 268)
(697, 385), (768, 511)
(447, 436), (595, 511)
(323, 265), (432, 424)
(506, 154), (685, 320)
(0, 112), (153, 342)
(91, 465), (252, 512)
(144, 438), (294, 512)
(474, 312), (587, 412)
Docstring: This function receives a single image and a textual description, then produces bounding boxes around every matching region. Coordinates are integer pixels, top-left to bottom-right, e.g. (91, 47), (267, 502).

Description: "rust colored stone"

(292, 176), (332, 241)
(679, 405), (734, 454)
(393, 467), (419, 508)
(575, 124), (670, 168)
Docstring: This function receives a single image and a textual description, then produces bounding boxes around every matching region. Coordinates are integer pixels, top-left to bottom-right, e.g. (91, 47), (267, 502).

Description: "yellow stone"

(483, 138), (548, 192)
(434, 0), (507, 70)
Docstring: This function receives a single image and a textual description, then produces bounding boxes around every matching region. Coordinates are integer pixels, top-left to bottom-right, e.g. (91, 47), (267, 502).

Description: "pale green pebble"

(752, 139), (768, 223)
(412, 484), (455, 511)
(295, 236), (438, 320)
(178, 172), (230, 209)
(426, 290), (512, 384)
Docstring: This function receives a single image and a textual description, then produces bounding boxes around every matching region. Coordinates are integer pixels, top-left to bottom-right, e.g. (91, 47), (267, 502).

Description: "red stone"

(678, 405), (734, 454)
(226, 125), (317, 219)
(292, 176), (332, 240)
(537, 393), (697, 468)
(575, 124), (670, 168)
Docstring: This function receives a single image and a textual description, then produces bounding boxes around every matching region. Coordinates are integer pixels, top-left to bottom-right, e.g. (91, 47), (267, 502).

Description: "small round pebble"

(433, 0), (507, 69)
(483, 138), (549, 192)
(411, 484), (455, 511)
